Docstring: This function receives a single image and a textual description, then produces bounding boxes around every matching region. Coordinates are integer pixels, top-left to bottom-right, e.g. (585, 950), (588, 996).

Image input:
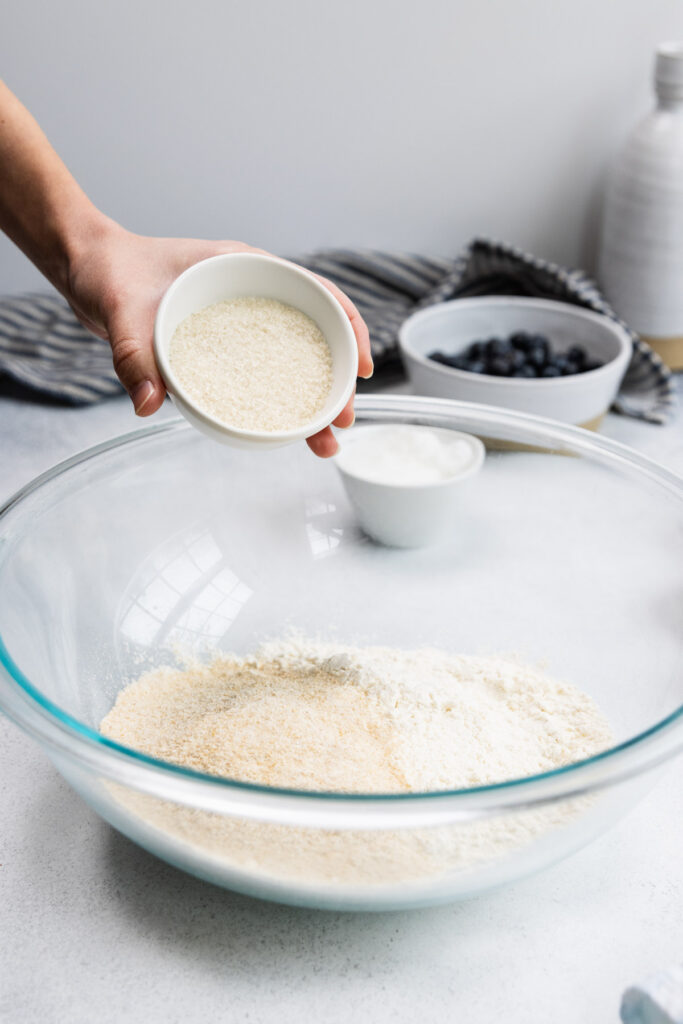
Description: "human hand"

(0, 83), (371, 455)
(66, 221), (373, 457)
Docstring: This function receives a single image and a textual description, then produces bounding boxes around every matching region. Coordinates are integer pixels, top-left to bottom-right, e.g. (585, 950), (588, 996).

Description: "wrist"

(50, 199), (119, 296)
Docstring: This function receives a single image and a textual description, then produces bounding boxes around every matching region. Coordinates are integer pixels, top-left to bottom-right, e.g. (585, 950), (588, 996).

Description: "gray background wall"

(2, 0), (682, 293)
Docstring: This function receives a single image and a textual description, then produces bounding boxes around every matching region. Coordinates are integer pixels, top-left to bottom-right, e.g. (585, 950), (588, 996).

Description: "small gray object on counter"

(0, 238), (676, 422)
(621, 964), (683, 1024)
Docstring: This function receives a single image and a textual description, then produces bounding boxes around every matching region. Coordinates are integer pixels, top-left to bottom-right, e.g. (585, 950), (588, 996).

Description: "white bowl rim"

(398, 295), (632, 388)
(153, 252), (358, 443)
(334, 423), (486, 490)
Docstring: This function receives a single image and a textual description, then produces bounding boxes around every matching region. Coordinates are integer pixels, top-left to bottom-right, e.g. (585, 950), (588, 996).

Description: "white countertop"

(1, 383), (682, 1024)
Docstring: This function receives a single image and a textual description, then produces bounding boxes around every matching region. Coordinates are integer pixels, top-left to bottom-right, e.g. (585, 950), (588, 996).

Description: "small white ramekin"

(335, 424), (485, 548)
(154, 252), (358, 449)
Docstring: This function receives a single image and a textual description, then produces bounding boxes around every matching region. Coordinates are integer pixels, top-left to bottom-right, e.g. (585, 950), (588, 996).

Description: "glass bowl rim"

(1, 395), (682, 822)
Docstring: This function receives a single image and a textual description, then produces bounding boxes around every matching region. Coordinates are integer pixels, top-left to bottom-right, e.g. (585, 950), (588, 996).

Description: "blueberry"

(510, 349), (527, 371)
(554, 356), (572, 375)
(528, 346), (548, 369)
(467, 360), (487, 374)
(510, 331), (534, 351)
(429, 351), (451, 366)
(488, 355), (513, 376)
(488, 337), (512, 358)
(530, 334), (550, 357)
(458, 357), (478, 371)
(541, 365), (561, 377)
(514, 364), (537, 378)
(468, 341), (487, 359)
(566, 345), (586, 368)
(583, 359), (603, 373)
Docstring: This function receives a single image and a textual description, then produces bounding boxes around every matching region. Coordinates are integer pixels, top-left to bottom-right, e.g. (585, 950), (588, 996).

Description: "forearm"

(0, 80), (371, 435)
(0, 80), (107, 293)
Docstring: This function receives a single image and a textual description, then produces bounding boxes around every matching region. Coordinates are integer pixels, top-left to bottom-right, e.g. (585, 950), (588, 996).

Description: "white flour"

(335, 425), (476, 485)
(101, 637), (613, 886)
(169, 297), (332, 431)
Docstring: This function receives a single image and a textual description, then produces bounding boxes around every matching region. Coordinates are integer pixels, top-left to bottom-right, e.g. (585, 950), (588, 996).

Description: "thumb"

(108, 313), (166, 416)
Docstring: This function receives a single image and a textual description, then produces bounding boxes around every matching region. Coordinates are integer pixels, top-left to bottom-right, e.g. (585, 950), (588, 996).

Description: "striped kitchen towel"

(0, 238), (675, 422)
(0, 292), (122, 404)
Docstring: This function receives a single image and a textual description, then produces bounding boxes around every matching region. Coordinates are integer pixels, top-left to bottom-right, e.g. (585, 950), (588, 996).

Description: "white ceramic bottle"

(598, 43), (683, 369)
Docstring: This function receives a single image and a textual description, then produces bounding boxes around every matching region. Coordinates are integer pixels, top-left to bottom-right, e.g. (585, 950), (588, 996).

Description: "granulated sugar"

(169, 298), (332, 431)
(100, 638), (613, 888)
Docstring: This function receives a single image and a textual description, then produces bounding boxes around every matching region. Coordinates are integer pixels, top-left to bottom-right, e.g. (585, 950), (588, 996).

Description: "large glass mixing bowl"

(0, 396), (681, 911)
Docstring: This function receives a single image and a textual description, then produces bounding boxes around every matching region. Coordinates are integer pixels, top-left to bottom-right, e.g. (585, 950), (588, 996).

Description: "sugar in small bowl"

(154, 253), (358, 449)
(335, 424), (485, 547)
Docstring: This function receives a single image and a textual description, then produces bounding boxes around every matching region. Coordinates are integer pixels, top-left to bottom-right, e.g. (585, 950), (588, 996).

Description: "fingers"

(332, 387), (355, 429)
(293, 265), (368, 458)
(107, 307), (166, 416)
(305, 384), (356, 458)
(313, 274), (374, 380)
(306, 426), (339, 458)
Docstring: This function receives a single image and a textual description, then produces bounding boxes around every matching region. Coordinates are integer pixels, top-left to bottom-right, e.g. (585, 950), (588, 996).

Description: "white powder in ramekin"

(336, 426), (477, 485)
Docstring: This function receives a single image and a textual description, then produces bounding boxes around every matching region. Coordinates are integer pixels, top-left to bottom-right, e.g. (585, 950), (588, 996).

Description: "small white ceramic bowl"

(398, 296), (632, 429)
(154, 253), (358, 449)
(335, 424), (485, 548)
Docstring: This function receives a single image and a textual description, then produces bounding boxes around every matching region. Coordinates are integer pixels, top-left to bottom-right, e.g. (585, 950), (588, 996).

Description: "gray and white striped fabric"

(0, 238), (675, 422)
(0, 292), (121, 403)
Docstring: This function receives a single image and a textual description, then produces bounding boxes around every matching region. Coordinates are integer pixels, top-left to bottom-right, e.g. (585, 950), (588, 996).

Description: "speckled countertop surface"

(1, 381), (682, 1024)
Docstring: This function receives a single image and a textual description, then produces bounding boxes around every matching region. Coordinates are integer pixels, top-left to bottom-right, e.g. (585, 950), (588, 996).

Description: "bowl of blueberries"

(398, 296), (632, 428)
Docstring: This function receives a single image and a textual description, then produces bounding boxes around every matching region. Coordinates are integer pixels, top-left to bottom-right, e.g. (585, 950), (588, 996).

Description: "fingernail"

(359, 365), (374, 379)
(132, 380), (155, 414)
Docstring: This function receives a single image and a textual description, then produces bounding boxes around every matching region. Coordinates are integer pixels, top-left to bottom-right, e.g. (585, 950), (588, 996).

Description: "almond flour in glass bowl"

(154, 252), (358, 449)
(0, 396), (681, 911)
